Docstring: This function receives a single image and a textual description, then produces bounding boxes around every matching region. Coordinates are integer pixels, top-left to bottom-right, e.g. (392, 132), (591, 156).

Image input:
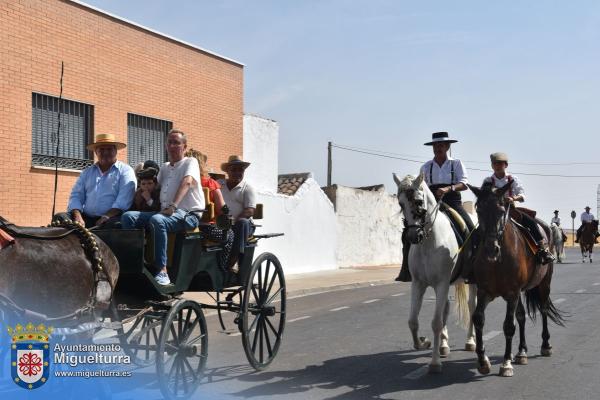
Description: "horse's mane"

(397, 175), (417, 191)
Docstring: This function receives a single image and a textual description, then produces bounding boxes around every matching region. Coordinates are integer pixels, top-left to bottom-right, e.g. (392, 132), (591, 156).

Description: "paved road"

(192, 247), (600, 400)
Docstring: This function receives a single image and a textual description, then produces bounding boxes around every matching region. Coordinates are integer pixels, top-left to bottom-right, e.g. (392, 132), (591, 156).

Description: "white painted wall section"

(243, 114), (278, 193)
(334, 185), (402, 267)
(253, 178), (337, 275)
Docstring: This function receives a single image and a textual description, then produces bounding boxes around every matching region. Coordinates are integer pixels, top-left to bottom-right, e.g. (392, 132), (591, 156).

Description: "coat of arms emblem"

(8, 323), (52, 390)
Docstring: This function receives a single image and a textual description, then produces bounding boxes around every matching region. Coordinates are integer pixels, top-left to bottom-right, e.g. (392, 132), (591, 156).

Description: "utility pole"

(327, 141), (332, 186)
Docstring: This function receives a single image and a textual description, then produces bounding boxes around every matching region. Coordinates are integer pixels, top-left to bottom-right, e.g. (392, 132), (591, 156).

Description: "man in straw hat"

(65, 133), (136, 228)
(121, 129), (205, 285)
(219, 155), (257, 270)
(575, 206), (599, 243)
(396, 131), (474, 282)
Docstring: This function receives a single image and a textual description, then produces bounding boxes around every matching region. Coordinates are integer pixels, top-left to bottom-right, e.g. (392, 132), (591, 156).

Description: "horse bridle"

(403, 198), (442, 240)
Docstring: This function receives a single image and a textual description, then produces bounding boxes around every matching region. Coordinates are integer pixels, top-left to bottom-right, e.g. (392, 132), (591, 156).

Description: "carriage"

(0, 202), (286, 400)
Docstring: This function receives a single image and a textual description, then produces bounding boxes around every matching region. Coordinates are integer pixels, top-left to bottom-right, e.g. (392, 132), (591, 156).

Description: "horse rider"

(483, 152), (554, 264)
(121, 129), (205, 285)
(396, 131), (475, 282)
(62, 133), (136, 228)
(551, 210), (568, 243)
(575, 206), (600, 243)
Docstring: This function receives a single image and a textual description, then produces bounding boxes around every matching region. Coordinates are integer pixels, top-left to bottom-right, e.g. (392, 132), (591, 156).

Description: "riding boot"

(461, 229), (479, 283)
(536, 240), (555, 265)
(575, 230), (581, 243)
(395, 241), (411, 282)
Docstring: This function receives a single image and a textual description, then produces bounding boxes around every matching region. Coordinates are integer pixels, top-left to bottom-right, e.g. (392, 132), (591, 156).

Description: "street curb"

(286, 278), (406, 299)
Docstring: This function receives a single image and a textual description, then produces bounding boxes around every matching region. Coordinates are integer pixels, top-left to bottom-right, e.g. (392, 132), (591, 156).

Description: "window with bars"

(31, 93), (94, 170)
(127, 113), (171, 167)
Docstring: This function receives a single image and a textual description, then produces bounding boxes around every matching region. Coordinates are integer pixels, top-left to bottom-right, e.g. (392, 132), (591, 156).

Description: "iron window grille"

(127, 113), (171, 168)
(31, 93), (94, 170)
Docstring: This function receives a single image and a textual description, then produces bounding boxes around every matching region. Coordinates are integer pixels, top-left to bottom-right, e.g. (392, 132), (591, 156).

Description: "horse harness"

(0, 218), (112, 324)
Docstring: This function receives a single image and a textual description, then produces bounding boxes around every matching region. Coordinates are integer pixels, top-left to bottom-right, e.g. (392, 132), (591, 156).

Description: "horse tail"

(525, 286), (567, 327)
(454, 282), (470, 329)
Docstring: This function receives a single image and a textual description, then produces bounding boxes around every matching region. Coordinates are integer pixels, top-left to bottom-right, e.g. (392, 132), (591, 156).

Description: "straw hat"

(86, 133), (126, 151)
(424, 132), (458, 146)
(221, 155), (250, 172)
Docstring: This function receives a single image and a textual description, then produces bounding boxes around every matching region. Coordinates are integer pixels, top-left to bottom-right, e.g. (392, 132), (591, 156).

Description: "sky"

(85, 0), (600, 224)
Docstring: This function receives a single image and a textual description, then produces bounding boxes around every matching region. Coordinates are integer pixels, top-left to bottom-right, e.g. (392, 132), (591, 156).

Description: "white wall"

(253, 178), (337, 274)
(334, 185), (403, 267)
(243, 114), (278, 193)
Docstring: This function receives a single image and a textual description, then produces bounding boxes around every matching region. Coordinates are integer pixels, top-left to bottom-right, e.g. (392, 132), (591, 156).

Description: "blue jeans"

(121, 209), (199, 269)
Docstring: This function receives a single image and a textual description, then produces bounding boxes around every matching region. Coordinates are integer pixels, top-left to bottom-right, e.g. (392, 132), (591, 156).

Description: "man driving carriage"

(121, 129), (205, 285)
(63, 133), (136, 228)
(574, 206), (600, 244)
(396, 131), (475, 282)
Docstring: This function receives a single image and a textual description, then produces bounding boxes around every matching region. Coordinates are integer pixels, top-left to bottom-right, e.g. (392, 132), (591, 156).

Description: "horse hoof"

(541, 347), (553, 357)
(478, 364), (491, 375)
(414, 337), (431, 350)
(465, 343), (476, 352)
(439, 346), (450, 358)
(499, 366), (514, 377)
(514, 355), (528, 365)
(428, 364), (442, 374)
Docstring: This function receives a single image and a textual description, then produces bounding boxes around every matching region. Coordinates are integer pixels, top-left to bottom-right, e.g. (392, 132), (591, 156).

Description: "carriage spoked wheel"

(111, 303), (162, 367)
(157, 299), (208, 400)
(240, 252), (286, 370)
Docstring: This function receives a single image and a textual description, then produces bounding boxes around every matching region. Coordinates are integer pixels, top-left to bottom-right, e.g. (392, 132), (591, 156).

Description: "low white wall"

(253, 178), (337, 275)
(243, 114), (278, 193)
(334, 185), (402, 267)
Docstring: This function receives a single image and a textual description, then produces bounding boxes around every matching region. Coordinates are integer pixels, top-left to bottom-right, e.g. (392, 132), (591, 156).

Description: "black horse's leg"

(499, 296), (518, 377)
(473, 290), (491, 374)
(514, 296), (528, 364)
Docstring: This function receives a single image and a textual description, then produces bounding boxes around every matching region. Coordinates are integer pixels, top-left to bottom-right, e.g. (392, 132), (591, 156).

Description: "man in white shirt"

(575, 206), (599, 243)
(551, 210), (561, 226)
(397, 131), (474, 282)
(551, 210), (568, 243)
(121, 129), (204, 285)
(219, 155), (257, 269)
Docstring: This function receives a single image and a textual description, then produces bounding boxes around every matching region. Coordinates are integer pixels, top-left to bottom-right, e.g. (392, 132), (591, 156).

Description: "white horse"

(393, 172), (477, 373)
(550, 223), (565, 263)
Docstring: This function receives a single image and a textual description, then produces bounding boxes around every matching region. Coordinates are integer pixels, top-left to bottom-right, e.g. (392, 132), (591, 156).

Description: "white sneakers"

(154, 271), (171, 285)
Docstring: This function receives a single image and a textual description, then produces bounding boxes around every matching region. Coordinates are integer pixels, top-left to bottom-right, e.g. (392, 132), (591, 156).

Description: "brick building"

(0, 0), (244, 226)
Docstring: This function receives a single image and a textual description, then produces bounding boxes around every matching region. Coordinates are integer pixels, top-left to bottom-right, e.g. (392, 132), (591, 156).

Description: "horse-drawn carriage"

(0, 204), (286, 400)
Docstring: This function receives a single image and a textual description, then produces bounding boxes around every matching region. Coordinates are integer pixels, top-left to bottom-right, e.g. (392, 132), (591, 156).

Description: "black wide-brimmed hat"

(554, 210), (559, 213)
(424, 132), (458, 146)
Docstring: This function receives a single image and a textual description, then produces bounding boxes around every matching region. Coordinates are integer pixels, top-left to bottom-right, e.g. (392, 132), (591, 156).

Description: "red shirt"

(201, 176), (221, 222)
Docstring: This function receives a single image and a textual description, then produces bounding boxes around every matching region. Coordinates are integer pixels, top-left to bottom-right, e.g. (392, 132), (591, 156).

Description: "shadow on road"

(225, 349), (493, 399)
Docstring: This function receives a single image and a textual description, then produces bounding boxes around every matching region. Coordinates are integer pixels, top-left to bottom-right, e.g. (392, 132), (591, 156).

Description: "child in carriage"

(131, 162), (161, 212)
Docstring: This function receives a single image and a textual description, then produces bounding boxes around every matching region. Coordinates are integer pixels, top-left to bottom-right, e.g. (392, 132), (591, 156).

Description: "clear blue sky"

(85, 0), (600, 224)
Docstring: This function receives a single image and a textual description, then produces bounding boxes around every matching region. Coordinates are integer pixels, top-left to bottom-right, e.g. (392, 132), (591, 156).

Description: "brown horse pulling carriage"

(0, 209), (286, 399)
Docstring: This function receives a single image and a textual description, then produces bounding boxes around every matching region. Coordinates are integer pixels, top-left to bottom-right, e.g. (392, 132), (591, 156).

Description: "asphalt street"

(3, 247), (595, 400)
(190, 247), (600, 400)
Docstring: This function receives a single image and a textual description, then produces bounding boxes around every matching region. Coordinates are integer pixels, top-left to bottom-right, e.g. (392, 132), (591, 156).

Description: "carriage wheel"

(241, 252), (286, 370)
(157, 300), (208, 400)
(111, 303), (162, 367)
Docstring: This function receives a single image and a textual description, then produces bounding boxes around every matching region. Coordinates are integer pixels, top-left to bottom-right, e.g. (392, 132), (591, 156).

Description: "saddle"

(440, 203), (469, 246)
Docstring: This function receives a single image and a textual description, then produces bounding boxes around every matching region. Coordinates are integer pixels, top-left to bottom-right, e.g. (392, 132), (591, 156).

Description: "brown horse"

(469, 183), (565, 377)
(579, 221), (597, 263)
(0, 216), (119, 324)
